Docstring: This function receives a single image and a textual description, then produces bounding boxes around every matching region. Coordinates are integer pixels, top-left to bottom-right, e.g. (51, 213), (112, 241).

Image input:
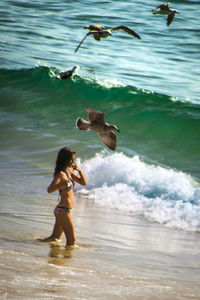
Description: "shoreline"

(44, 195), (200, 298)
(0, 158), (199, 300)
(0, 192), (200, 299)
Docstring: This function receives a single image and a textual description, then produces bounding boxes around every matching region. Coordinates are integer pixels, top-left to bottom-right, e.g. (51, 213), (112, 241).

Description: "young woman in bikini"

(40, 147), (87, 246)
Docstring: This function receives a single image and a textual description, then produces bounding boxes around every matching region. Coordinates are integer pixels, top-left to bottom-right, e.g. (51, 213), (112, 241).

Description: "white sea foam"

(78, 152), (200, 232)
(96, 78), (126, 89)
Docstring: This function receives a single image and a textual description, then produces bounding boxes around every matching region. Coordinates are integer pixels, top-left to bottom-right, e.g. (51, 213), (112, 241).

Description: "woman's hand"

(71, 162), (87, 186)
(72, 162), (81, 172)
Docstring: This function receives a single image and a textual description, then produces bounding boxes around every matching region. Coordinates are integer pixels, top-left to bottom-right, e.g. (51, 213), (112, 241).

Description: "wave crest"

(78, 152), (200, 232)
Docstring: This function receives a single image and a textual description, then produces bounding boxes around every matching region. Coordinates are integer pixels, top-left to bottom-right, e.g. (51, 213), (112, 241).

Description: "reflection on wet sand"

(48, 245), (74, 265)
(47, 242), (97, 265)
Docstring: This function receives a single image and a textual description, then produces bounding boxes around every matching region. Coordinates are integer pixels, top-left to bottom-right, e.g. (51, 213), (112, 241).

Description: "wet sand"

(1, 192), (200, 299)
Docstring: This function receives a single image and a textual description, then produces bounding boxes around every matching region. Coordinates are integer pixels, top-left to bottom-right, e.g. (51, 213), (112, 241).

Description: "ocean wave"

(78, 152), (200, 232)
(0, 66), (200, 178)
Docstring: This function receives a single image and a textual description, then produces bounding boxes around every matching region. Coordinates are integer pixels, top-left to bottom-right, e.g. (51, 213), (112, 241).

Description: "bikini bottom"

(54, 205), (71, 217)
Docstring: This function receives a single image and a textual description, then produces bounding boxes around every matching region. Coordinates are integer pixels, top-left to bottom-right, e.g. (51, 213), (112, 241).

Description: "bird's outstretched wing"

(110, 25), (141, 40)
(76, 118), (91, 131)
(74, 32), (90, 53)
(167, 14), (174, 26)
(98, 131), (117, 151)
(86, 107), (105, 124)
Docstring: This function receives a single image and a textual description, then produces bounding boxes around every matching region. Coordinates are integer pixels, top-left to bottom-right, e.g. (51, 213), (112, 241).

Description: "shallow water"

(1, 199), (200, 299)
(0, 159), (200, 299)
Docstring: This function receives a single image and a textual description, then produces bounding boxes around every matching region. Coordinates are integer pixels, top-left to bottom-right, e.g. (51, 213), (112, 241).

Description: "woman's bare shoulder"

(55, 171), (66, 179)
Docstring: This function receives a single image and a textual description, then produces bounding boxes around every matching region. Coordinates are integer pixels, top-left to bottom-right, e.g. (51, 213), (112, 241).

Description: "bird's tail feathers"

(76, 118), (91, 131)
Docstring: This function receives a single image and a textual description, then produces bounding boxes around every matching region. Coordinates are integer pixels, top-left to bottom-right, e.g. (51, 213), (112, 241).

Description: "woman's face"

(67, 153), (75, 167)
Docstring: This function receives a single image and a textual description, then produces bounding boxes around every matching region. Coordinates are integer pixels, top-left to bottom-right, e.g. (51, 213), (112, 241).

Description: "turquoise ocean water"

(0, 1), (200, 298)
(1, 0), (200, 230)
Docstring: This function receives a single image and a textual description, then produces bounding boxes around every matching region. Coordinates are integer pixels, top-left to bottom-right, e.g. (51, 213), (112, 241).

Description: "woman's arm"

(47, 173), (68, 193)
(70, 162), (87, 186)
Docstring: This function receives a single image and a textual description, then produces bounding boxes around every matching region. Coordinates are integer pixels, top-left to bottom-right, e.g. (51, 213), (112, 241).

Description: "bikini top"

(59, 171), (74, 194)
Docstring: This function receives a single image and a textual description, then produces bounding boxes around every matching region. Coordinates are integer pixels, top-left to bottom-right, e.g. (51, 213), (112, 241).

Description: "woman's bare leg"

(38, 217), (63, 242)
(50, 217), (63, 239)
(61, 212), (76, 246)
(39, 212), (75, 245)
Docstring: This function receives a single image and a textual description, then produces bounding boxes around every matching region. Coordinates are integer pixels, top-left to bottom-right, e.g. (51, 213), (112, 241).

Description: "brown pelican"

(74, 24), (141, 53)
(152, 3), (179, 26)
(76, 107), (120, 151)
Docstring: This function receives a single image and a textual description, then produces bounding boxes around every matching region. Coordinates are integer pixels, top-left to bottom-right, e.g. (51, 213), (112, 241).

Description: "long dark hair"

(54, 147), (76, 176)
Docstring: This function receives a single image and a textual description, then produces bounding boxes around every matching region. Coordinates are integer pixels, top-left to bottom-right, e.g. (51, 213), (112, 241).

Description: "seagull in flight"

(76, 107), (120, 151)
(74, 24), (141, 53)
(152, 3), (179, 26)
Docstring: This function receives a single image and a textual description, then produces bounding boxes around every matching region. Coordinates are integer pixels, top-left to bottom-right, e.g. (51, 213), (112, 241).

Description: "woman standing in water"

(41, 147), (87, 246)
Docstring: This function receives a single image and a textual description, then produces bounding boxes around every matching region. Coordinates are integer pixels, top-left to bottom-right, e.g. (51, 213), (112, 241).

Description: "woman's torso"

(58, 170), (74, 209)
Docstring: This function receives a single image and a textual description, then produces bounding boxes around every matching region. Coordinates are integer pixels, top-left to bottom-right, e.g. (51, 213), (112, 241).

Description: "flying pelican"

(76, 107), (120, 151)
(74, 24), (141, 53)
(152, 3), (179, 26)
